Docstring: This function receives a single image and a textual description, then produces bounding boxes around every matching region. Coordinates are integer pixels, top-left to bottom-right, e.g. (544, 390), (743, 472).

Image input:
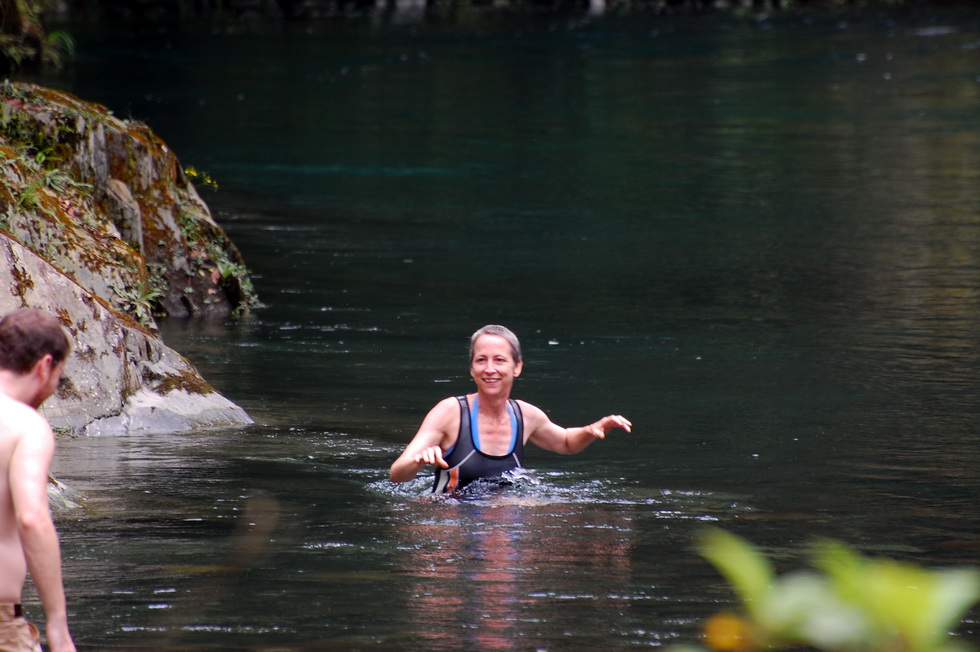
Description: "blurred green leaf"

(814, 539), (980, 652)
(698, 528), (775, 620)
(695, 531), (980, 652)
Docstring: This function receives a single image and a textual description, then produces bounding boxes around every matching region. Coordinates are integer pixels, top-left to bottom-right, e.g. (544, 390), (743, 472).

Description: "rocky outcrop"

(0, 234), (253, 434)
(0, 81), (258, 322)
(0, 81), (256, 434)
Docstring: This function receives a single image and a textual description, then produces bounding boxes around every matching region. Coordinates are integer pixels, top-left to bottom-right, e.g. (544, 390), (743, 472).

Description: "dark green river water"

(14, 4), (980, 650)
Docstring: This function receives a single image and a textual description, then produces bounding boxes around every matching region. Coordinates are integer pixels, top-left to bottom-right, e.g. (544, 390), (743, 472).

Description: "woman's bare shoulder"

(420, 396), (464, 427)
(513, 399), (549, 423)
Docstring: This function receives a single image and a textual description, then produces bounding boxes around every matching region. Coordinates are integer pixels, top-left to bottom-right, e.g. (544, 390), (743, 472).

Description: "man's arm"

(9, 413), (76, 652)
(523, 401), (632, 454)
(390, 397), (459, 482)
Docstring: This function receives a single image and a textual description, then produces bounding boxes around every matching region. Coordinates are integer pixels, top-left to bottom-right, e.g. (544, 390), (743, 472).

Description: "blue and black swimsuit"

(432, 395), (525, 493)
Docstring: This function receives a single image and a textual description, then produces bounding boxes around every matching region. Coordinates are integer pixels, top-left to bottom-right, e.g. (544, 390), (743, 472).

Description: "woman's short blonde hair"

(469, 325), (522, 363)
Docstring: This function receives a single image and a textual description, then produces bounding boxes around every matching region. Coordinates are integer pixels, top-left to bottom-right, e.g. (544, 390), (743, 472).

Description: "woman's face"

(470, 334), (523, 396)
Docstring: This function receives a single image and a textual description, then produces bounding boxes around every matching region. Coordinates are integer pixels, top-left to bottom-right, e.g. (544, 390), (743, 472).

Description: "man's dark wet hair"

(0, 308), (71, 374)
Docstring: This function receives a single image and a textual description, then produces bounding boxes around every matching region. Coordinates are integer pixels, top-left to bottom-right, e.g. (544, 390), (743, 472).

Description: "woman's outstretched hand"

(586, 415), (632, 439)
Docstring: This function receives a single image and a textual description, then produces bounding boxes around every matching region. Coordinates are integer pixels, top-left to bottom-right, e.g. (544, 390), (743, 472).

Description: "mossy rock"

(1, 232), (253, 434)
(0, 80), (259, 325)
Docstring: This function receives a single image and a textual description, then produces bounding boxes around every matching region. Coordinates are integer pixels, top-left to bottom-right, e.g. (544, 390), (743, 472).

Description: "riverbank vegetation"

(0, 0), (974, 71)
(0, 0), (73, 69)
(0, 80), (260, 324)
(50, 0), (980, 19)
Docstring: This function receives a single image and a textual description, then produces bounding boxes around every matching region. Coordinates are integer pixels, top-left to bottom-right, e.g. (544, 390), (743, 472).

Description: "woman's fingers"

(415, 446), (449, 469)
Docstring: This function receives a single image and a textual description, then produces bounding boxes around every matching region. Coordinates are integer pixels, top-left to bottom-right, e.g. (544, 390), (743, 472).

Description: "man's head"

(0, 308), (71, 373)
(0, 308), (71, 407)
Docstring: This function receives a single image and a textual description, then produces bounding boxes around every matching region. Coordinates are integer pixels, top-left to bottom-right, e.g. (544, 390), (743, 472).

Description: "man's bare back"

(0, 308), (76, 652)
(0, 395), (54, 602)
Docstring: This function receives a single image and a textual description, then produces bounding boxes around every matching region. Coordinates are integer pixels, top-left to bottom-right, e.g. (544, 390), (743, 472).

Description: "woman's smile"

(470, 334), (522, 391)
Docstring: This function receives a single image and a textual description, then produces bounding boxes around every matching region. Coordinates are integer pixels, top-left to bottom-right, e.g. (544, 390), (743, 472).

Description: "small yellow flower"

(184, 166), (218, 189)
(704, 612), (750, 652)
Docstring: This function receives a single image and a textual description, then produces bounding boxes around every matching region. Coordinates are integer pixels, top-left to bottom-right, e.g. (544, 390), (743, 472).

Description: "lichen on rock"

(0, 233), (253, 434)
(0, 80), (256, 435)
(0, 80), (259, 325)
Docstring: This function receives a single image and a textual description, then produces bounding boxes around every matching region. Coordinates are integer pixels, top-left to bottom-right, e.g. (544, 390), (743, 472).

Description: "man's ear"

(30, 353), (55, 383)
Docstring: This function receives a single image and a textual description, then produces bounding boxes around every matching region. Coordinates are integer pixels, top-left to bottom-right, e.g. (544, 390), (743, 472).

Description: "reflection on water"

(19, 3), (980, 650)
(392, 487), (636, 650)
(49, 429), (763, 650)
(48, 412), (978, 649)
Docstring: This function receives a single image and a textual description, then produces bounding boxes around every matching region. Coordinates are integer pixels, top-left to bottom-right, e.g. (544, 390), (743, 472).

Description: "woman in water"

(390, 325), (632, 493)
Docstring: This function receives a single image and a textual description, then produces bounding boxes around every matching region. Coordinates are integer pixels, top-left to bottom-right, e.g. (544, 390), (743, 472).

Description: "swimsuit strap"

(470, 395), (518, 455)
(432, 396), (524, 493)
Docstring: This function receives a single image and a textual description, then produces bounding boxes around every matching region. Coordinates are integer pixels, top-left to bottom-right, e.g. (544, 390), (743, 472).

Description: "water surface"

(20, 4), (980, 649)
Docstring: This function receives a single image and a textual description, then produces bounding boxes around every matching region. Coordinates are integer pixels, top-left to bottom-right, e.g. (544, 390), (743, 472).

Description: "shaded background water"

(13, 4), (980, 649)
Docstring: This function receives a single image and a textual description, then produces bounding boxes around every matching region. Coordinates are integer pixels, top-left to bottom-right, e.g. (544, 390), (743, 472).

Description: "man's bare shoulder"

(0, 394), (48, 441)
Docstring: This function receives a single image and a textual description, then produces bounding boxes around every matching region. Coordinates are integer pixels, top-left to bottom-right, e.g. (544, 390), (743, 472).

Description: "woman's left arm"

(523, 402), (631, 454)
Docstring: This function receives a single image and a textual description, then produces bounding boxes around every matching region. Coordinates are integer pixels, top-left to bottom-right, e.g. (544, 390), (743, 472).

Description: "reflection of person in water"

(393, 498), (636, 650)
(390, 325), (632, 493)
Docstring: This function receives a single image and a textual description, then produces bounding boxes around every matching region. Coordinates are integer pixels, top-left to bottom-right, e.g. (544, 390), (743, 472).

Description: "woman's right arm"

(389, 397), (459, 482)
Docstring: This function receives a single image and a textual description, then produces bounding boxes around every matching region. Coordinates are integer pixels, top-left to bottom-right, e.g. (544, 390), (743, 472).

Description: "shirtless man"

(0, 309), (76, 652)
(390, 324), (632, 493)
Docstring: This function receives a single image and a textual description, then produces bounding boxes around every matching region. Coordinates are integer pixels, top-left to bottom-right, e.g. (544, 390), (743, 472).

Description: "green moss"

(1, 80), (259, 322)
(157, 369), (215, 396)
(52, 426), (76, 440)
(176, 204), (260, 316)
